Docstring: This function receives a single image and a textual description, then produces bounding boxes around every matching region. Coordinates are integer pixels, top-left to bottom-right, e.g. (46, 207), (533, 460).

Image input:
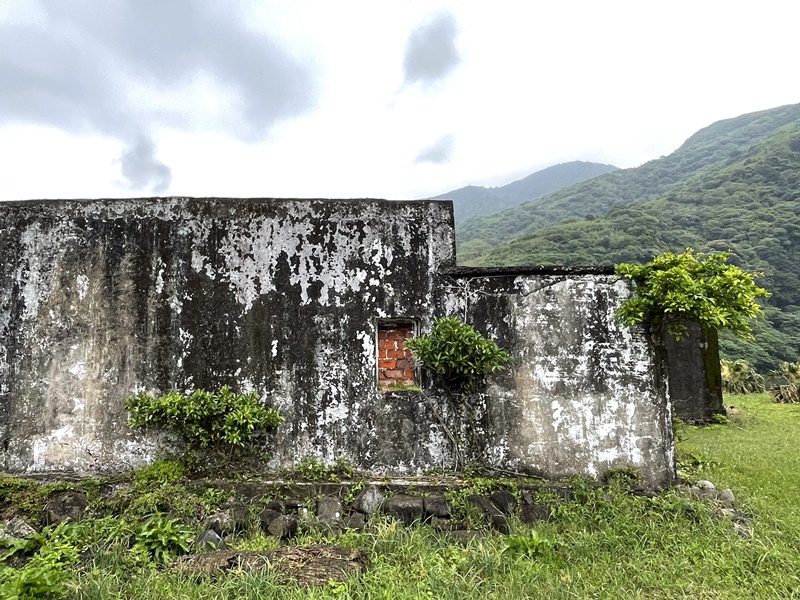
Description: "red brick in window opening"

(377, 322), (417, 389)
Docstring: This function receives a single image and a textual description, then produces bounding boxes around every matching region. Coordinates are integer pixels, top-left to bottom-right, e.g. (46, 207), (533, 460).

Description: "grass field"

(7, 394), (800, 599)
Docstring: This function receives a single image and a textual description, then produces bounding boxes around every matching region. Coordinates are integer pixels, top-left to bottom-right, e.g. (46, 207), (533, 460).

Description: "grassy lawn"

(6, 395), (799, 599)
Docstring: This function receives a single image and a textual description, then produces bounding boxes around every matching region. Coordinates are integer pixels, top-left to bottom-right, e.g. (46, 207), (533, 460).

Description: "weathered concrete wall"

(0, 198), (675, 488)
(0, 198), (455, 474)
(438, 267), (675, 489)
(659, 322), (724, 424)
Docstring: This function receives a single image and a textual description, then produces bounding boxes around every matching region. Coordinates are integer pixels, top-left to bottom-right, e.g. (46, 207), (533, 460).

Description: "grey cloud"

(403, 12), (461, 87)
(414, 134), (455, 164)
(118, 136), (172, 194)
(0, 1), (317, 191)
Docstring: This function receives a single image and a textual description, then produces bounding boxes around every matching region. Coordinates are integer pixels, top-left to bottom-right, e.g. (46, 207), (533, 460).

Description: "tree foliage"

(459, 103), (800, 253)
(615, 249), (769, 340)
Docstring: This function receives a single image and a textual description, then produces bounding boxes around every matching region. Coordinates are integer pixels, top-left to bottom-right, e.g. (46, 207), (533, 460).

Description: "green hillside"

(432, 161), (617, 225)
(458, 103), (800, 264)
(471, 117), (800, 371)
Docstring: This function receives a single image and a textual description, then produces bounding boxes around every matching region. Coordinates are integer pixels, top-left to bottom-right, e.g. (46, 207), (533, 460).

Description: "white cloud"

(414, 134), (455, 164)
(402, 11), (461, 88)
(118, 136), (171, 194)
(1, 1), (799, 202)
(0, 0), (316, 195)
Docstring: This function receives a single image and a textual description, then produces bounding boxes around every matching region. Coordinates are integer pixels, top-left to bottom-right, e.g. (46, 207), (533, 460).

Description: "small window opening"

(377, 321), (417, 390)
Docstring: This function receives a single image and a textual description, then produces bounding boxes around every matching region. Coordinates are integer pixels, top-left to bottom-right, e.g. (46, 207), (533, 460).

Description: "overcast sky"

(1, 1), (799, 202)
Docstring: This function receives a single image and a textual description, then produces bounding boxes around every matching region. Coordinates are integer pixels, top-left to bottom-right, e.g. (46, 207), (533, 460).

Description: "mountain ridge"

(457, 103), (800, 264)
(430, 161), (617, 225)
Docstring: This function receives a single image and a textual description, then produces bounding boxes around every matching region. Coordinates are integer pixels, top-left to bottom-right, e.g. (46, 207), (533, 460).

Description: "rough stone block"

(345, 512), (366, 531)
(489, 489), (517, 516)
(44, 491), (87, 525)
(423, 493), (450, 518)
(262, 499), (285, 513)
(204, 510), (236, 537)
(352, 486), (385, 515)
(197, 529), (227, 551)
(258, 508), (282, 531)
(267, 515), (299, 540)
(316, 496), (344, 523)
(465, 494), (509, 534)
(718, 488), (735, 507)
(222, 502), (251, 530)
(519, 503), (552, 524)
(382, 494), (425, 525)
(0, 517), (36, 539)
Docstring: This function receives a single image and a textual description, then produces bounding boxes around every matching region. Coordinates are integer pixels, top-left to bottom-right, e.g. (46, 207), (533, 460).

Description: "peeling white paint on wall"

(179, 204), (434, 312)
(154, 268), (165, 294)
(358, 330), (375, 364)
(76, 274), (89, 301)
(18, 223), (54, 322)
(444, 272), (673, 488)
(68, 363), (87, 380)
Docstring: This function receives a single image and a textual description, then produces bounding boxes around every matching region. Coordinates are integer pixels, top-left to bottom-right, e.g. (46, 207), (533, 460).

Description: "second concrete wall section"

(440, 268), (675, 489)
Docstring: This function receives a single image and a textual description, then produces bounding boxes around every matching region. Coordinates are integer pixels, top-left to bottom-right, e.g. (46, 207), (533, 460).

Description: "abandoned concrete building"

(0, 198), (676, 488)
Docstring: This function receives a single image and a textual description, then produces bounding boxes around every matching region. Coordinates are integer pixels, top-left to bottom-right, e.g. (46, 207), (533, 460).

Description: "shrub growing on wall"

(406, 316), (513, 395)
(406, 316), (512, 470)
(125, 386), (282, 465)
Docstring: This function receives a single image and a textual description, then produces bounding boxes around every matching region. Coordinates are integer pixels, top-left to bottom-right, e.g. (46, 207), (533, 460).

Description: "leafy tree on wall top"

(615, 248), (770, 341)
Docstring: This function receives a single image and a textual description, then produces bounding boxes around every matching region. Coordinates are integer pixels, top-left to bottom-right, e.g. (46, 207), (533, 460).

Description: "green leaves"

(500, 529), (555, 560)
(406, 317), (512, 393)
(124, 386), (283, 459)
(0, 521), (84, 599)
(133, 514), (194, 565)
(615, 249), (769, 340)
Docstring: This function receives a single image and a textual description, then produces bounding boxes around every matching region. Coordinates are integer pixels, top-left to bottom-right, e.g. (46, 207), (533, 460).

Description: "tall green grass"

(62, 394), (800, 599)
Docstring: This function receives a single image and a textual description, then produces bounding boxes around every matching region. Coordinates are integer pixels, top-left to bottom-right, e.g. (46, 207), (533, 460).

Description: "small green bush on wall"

(407, 316), (513, 470)
(125, 386), (282, 464)
(406, 316), (512, 395)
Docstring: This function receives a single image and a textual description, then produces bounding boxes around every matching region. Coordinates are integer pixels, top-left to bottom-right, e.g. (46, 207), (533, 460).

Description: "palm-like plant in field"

(770, 361), (800, 404)
(721, 359), (765, 395)
(775, 361), (800, 384)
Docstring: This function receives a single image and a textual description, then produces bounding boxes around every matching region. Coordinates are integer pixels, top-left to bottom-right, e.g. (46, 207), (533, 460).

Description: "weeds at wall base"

(3, 396), (800, 598)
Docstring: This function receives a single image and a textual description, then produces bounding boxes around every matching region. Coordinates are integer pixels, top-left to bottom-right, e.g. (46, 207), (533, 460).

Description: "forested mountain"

(458, 103), (800, 264)
(457, 103), (800, 371)
(431, 161), (617, 225)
